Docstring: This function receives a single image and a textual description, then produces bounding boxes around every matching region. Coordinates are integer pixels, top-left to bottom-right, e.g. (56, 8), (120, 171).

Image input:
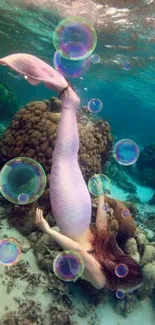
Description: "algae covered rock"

(141, 245), (155, 266)
(125, 237), (140, 263)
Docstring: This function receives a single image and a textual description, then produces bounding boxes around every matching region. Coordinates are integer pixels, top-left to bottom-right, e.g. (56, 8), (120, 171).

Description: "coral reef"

(140, 244), (155, 266)
(7, 204), (55, 236)
(135, 227), (149, 249)
(7, 203), (38, 236)
(136, 260), (155, 300)
(104, 196), (137, 243)
(136, 143), (155, 187)
(91, 196), (137, 246)
(0, 83), (18, 121)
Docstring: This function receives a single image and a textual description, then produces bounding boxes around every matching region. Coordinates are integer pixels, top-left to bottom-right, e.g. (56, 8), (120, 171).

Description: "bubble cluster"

(121, 209), (130, 218)
(88, 98), (103, 113)
(115, 263), (129, 278)
(0, 157), (46, 204)
(88, 174), (111, 196)
(123, 61), (131, 70)
(53, 17), (97, 60)
(53, 250), (85, 282)
(53, 51), (90, 78)
(113, 139), (140, 166)
(91, 54), (101, 64)
(116, 289), (125, 299)
(0, 238), (21, 266)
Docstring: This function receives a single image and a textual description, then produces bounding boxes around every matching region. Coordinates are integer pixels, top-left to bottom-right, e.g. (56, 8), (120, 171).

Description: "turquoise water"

(0, 0), (155, 324)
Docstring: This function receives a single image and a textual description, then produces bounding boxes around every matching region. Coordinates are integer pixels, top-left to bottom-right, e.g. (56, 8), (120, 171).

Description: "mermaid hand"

(35, 208), (50, 233)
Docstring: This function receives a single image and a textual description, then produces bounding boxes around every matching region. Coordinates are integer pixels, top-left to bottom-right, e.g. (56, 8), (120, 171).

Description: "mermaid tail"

(0, 53), (68, 92)
(0, 53), (92, 237)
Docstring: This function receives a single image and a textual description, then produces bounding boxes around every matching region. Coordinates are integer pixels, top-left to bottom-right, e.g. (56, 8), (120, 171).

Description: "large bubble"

(88, 174), (111, 196)
(87, 98), (103, 113)
(113, 139), (140, 166)
(53, 17), (97, 60)
(0, 238), (21, 266)
(115, 263), (129, 278)
(53, 51), (90, 78)
(0, 157), (46, 204)
(53, 250), (85, 282)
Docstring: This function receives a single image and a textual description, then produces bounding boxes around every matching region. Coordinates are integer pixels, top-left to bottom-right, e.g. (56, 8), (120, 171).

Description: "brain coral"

(0, 96), (112, 208)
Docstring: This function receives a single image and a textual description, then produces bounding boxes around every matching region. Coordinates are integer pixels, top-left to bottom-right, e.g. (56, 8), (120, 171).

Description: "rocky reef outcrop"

(136, 143), (155, 187)
(105, 159), (138, 197)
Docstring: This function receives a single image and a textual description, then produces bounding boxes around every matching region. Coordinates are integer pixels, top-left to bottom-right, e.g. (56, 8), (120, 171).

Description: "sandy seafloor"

(0, 180), (155, 325)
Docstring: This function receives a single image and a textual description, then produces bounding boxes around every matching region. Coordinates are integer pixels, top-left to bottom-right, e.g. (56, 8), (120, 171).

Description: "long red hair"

(91, 226), (143, 290)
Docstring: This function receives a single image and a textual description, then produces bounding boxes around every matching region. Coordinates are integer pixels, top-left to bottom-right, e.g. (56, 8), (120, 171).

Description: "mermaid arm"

(46, 228), (83, 251)
(47, 228), (106, 288)
(96, 195), (107, 230)
(79, 250), (106, 289)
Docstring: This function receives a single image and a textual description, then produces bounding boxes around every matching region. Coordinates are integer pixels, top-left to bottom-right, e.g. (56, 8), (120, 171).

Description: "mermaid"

(0, 53), (143, 290)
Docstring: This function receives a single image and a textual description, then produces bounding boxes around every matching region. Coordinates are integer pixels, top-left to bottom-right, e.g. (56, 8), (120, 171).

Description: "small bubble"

(116, 289), (125, 299)
(88, 98), (103, 113)
(121, 209), (130, 218)
(123, 61), (131, 70)
(115, 263), (129, 278)
(91, 54), (101, 64)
